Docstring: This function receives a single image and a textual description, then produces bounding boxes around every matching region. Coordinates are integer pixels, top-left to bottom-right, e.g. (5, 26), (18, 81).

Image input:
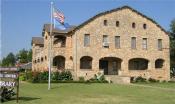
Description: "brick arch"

(99, 57), (122, 75)
(80, 56), (93, 69)
(129, 58), (149, 70)
(155, 58), (164, 68)
(53, 55), (65, 70)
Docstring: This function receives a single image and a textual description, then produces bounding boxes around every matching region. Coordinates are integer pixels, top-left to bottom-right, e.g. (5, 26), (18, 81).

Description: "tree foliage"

(1, 52), (16, 67)
(170, 19), (175, 69)
(0, 49), (32, 67)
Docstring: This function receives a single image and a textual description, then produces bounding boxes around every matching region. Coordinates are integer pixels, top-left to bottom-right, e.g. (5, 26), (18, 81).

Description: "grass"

(4, 82), (175, 104)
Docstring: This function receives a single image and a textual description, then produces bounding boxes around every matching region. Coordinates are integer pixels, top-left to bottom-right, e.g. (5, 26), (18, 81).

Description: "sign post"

(0, 68), (19, 103)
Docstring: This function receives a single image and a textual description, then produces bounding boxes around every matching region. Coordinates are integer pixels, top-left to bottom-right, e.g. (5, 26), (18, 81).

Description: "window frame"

(104, 20), (107, 26)
(142, 38), (147, 50)
(115, 36), (120, 48)
(84, 34), (90, 47)
(131, 37), (136, 49)
(158, 39), (162, 51)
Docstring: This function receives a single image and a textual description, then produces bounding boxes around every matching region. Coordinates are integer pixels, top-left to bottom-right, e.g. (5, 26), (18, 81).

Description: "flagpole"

(48, 1), (53, 90)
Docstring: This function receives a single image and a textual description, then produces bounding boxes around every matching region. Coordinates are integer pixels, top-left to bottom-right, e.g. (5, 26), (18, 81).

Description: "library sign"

(0, 67), (19, 103)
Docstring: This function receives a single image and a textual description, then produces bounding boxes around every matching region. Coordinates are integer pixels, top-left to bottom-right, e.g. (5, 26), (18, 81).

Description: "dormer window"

(104, 20), (107, 26)
(116, 21), (119, 27)
(132, 22), (136, 28)
(143, 24), (147, 29)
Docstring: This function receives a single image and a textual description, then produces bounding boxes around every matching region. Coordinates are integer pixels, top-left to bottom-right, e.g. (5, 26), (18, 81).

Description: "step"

(105, 75), (130, 84)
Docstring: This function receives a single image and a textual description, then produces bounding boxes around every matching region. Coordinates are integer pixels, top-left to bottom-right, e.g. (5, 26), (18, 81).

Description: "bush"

(19, 73), (26, 81)
(79, 77), (85, 82)
(135, 76), (147, 83)
(148, 78), (159, 82)
(60, 71), (73, 81)
(86, 74), (108, 83)
(39, 71), (48, 80)
(0, 87), (16, 102)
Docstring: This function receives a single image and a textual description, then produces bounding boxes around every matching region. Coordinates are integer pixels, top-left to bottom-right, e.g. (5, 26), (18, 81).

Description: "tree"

(170, 19), (175, 77)
(1, 52), (16, 67)
(16, 49), (28, 63)
(16, 49), (32, 63)
(27, 49), (32, 62)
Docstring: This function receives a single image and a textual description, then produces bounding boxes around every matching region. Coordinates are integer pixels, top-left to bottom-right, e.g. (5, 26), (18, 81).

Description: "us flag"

(53, 8), (65, 24)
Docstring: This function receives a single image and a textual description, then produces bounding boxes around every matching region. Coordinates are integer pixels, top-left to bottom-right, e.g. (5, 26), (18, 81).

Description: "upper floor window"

(53, 36), (66, 47)
(104, 20), (107, 26)
(115, 36), (120, 48)
(142, 38), (147, 50)
(131, 37), (136, 49)
(143, 24), (147, 29)
(158, 39), (162, 51)
(116, 21), (119, 27)
(103, 35), (109, 48)
(84, 34), (90, 47)
(132, 22), (136, 28)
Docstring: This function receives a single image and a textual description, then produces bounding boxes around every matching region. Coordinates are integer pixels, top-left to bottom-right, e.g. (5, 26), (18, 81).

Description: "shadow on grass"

(2, 97), (40, 103)
(19, 97), (41, 101)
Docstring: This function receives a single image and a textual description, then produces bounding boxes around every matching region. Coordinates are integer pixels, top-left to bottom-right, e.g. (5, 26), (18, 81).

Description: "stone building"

(32, 6), (170, 83)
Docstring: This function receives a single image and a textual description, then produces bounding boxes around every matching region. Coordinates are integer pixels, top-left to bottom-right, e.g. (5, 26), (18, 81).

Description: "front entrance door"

(99, 60), (108, 75)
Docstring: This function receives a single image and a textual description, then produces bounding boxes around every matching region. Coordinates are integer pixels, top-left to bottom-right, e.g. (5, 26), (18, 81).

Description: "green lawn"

(4, 82), (175, 104)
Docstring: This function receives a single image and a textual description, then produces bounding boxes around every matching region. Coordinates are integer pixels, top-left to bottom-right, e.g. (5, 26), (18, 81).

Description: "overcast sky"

(1, 0), (175, 59)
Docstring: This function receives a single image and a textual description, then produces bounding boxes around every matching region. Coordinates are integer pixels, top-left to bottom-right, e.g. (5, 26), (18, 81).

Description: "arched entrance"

(53, 56), (65, 70)
(99, 57), (122, 75)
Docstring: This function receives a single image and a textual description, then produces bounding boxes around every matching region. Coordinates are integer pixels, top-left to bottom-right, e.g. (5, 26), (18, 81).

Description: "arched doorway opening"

(99, 57), (122, 75)
(53, 56), (65, 70)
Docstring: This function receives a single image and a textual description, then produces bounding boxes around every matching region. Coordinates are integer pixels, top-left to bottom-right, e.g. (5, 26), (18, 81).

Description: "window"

(45, 56), (47, 60)
(104, 20), (107, 26)
(155, 59), (164, 68)
(132, 22), (136, 28)
(116, 21), (119, 27)
(103, 35), (109, 48)
(37, 59), (40, 63)
(80, 56), (92, 69)
(143, 24), (147, 29)
(131, 37), (136, 49)
(129, 58), (148, 70)
(45, 35), (47, 39)
(115, 36), (120, 48)
(158, 39), (162, 51)
(41, 57), (43, 62)
(142, 38), (147, 50)
(84, 34), (90, 47)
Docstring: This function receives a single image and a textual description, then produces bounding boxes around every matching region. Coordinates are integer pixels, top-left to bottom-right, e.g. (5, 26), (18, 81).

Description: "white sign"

(0, 81), (16, 87)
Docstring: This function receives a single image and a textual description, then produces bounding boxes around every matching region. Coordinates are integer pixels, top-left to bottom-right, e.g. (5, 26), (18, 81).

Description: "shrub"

(79, 77), (85, 82)
(148, 78), (159, 82)
(51, 71), (60, 81)
(39, 71), (48, 80)
(135, 76), (147, 83)
(86, 74), (108, 83)
(59, 71), (73, 81)
(19, 73), (26, 81)
(0, 87), (16, 102)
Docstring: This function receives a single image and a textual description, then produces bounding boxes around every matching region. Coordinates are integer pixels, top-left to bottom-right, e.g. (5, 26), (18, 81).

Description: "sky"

(1, 0), (175, 60)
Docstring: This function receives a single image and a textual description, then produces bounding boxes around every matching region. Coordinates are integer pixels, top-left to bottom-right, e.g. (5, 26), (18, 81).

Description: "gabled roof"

(70, 6), (168, 34)
(32, 37), (44, 45)
(43, 24), (76, 35)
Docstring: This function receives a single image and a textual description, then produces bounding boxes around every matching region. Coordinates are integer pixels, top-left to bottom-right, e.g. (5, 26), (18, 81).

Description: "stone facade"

(32, 6), (170, 82)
